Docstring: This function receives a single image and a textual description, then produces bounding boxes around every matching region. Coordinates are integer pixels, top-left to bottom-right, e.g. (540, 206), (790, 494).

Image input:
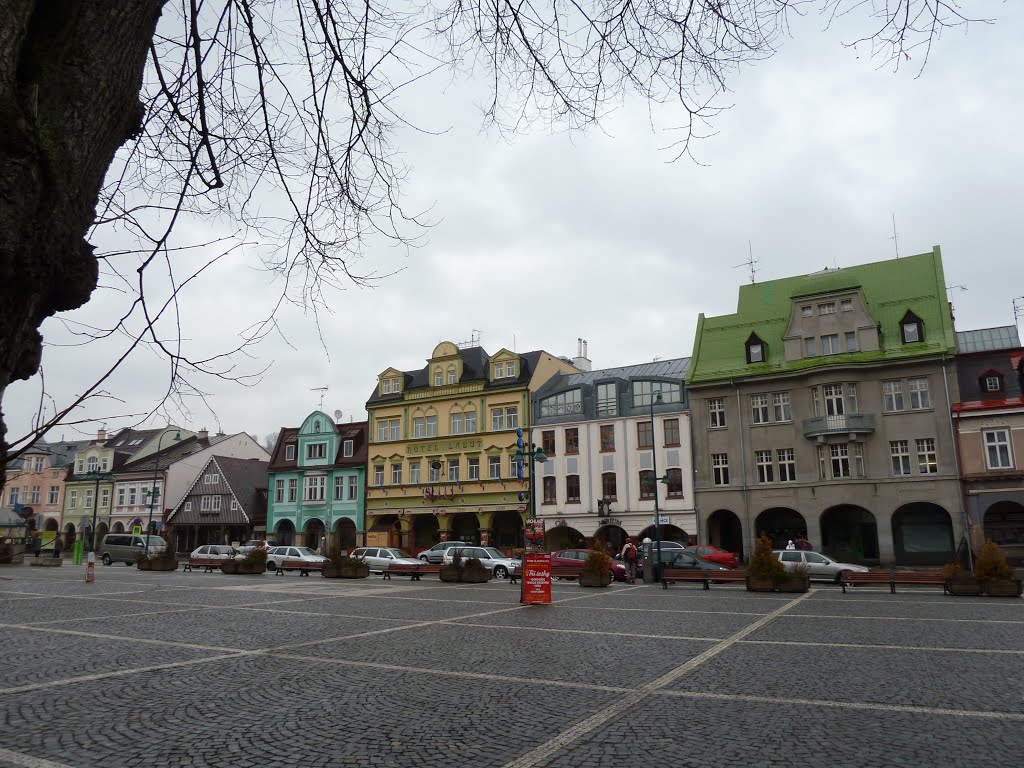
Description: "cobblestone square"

(1, 566), (1022, 768)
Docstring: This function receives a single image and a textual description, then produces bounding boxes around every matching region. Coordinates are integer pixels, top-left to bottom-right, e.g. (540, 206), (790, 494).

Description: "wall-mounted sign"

(598, 517), (624, 528)
(525, 517), (545, 547)
(407, 439), (483, 455)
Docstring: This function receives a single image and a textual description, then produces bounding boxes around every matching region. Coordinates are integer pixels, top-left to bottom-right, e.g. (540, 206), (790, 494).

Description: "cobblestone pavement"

(1, 565), (1022, 767)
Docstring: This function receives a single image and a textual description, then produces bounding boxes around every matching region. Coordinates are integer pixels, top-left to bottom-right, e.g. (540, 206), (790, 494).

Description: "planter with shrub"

(136, 542), (179, 571)
(322, 549), (370, 579)
(746, 533), (791, 592)
(942, 563), (983, 595)
(223, 547), (268, 575)
(975, 541), (1022, 597)
(579, 545), (612, 588)
(439, 549), (491, 583)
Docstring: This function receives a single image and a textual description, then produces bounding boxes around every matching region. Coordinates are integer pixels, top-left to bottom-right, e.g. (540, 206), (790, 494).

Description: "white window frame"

(491, 408), (505, 431)
(100, 488), (109, 509)
(413, 417), (425, 438)
(488, 456), (502, 479)
(773, 392), (791, 422)
(184, 501), (192, 512)
(285, 444), (296, 461)
(347, 476), (358, 500)
(47, 485), (60, 505)
(468, 457), (480, 481)
(409, 463), (421, 485)
(204, 473), (219, 484)
(830, 444), (851, 479)
(596, 383), (617, 417)
(883, 381), (905, 412)
(447, 461), (460, 482)
(391, 464), (403, 485)
(450, 412), (463, 435)
(984, 376), (1001, 392)
(750, 394), (769, 424)
(909, 377), (931, 410)
(801, 305), (812, 317)
(845, 331), (858, 352)
(287, 478), (297, 502)
(306, 443), (327, 460)
(505, 406), (519, 429)
(821, 334), (840, 355)
(382, 379), (391, 394)
(840, 298), (853, 312)
(275, 479), (285, 503)
(84, 489), (93, 508)
(373, 465), (385, 486)
(708, 398), (726, 429)
(426, 415), (437, 437)
(335, 475), (345, 500)
(890, 440), (911, 476)
(777, 448), (796, 482)
(916, 438), (938, 474)
(447, 369), (457, 385)
(804, 337), (817, 357)
(343, 439), (354, 458)
(824, 384), (845, 416)
(303, 475), (325, 502)
(818, 302), (836, 315)
(984, 430), (1013, 470)
(434, 369), (443, 386)
(712, 453), (729, 486)
(464, 410), (477, 434)
(755, 450), (774, 483)
(68, 489), (77, 509)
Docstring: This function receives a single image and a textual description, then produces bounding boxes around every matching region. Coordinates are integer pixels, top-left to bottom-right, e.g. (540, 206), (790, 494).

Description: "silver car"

(774, 550), (869, 583)
(418, 541), (471, 564)
(264, 546), (328, 572)
(441, 546), (520, 580)
(349, 547), (421, 573)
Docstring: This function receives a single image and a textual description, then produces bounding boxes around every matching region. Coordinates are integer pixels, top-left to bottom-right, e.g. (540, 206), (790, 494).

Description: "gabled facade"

(953, 325), (1024, 563)
(166, 455), (270, 551)
(687, 247), (963, 566)
(265, 413), (368, 550)
(364, 341), (578, 552)
(530, 357), (695, 552)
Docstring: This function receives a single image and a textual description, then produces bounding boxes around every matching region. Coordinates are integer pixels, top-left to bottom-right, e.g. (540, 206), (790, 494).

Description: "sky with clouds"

(7, 1), (1023, 448)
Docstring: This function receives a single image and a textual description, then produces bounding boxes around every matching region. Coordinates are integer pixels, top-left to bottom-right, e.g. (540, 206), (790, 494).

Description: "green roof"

(687, 246), (955, 385)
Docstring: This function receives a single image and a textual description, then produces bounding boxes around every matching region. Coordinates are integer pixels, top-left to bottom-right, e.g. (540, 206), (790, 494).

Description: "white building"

(530, 353), (694, 551)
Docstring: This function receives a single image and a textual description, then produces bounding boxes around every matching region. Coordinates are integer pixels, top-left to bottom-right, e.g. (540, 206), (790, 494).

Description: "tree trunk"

(0, 0), (165, 485)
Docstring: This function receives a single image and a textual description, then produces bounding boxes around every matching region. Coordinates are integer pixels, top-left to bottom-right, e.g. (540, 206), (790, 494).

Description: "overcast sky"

(8, 1), (1023, 448)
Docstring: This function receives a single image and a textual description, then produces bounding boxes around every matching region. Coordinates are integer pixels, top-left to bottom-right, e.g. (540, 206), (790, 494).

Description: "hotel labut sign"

(406, 439), (483, 455)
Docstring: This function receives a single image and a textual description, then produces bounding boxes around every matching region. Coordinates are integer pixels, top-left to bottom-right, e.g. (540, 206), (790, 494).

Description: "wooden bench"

(841, 571), (946, 594)
(183, 556), (225, 573)
(383, 562), (442, 581)
(275, 559), (323, 576)
(662, 568), (747, 590)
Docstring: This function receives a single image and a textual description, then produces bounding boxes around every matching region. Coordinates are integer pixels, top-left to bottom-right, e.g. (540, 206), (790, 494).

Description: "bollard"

(85, 552), (95, 583)
(73, 539), (83, 565)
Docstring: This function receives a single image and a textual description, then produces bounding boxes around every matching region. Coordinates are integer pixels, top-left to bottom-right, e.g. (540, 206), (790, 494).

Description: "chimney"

(97, 428), (107, 442)
(572, 337), (592, 372)
(198, 427), (209, 440)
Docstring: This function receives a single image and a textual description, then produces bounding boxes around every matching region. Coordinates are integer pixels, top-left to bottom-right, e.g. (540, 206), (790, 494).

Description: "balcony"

(802, 413), (875, 438)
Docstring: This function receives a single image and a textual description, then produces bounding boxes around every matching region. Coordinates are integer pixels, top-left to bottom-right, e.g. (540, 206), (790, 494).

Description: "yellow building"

(365, 341), (578, 552)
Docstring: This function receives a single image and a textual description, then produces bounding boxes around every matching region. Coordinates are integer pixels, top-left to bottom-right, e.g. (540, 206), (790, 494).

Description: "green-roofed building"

(687, 246), (963, 567)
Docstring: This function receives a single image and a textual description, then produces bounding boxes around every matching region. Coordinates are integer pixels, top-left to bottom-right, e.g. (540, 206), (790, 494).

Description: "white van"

(100, 534), (167, 566)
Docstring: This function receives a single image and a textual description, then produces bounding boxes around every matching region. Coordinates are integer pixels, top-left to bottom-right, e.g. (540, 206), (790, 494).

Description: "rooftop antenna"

(733, 241), (759, 284)
(890, 212), (900, 258)
(1014, 297), (1024, 324)
(311, 387), (328, 410)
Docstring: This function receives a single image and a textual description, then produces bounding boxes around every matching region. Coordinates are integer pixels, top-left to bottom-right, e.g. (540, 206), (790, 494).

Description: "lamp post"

(84, 470), (115, 553)
(514, 428), (546, 603)
(647, 392), (668, 579)
(145, 430), (181, 554)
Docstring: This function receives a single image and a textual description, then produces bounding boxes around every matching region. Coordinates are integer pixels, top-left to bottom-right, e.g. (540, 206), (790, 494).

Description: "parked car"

(636, 541), (686, 574)
(236, 539), (275, 556)
(683, 545), (740, 569)
(418, 541), (471, 563)
(100, 533), (167, 566)
(264, 546), (328, 572)
(773, 550), (869, 583)
(189, 544), (236, 561)
(349, 547), (421, 573)
(551, 549), (627, 581)
(440, 546), (521, 580)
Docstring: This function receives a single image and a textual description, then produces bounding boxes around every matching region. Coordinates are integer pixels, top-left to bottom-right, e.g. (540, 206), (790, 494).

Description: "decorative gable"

(490, 348), (519, 381)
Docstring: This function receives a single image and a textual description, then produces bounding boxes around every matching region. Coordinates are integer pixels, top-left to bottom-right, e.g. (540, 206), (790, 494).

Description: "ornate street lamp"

(514, 428), (546, 604)
(145, 430), (181, 553)
(642, 391), (670, 579)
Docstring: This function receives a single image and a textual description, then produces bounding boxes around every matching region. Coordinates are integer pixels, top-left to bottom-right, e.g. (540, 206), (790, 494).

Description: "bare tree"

(0, 0), (985, 486)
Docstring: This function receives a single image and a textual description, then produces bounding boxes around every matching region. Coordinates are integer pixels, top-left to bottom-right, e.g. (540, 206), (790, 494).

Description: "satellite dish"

(333, 409), (343, 422)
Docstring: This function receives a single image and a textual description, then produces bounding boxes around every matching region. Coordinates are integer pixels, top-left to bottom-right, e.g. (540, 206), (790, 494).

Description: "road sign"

(649, 515), (671, 525)
(131, 525), (143, 536)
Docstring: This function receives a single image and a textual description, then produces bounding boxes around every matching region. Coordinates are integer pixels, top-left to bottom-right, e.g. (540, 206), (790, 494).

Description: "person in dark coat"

(53, 534), (63, 559)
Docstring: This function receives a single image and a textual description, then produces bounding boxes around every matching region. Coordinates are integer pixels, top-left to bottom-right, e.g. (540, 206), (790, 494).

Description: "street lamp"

(145, 430), (181, 554)
(514, 428), (546, 604)
(84, 470), (115, 553)
(644, 391), (670, 579)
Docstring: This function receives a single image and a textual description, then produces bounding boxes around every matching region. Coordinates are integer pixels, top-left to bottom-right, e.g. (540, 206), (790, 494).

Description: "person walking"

(621, 537), (638, 584)
(53, 534), (63, 559)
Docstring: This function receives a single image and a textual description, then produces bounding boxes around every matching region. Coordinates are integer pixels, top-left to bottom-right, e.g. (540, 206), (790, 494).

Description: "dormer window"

(392, 379), (400, 393)
(343, 439), (354, 457)
(841, 299), (853, 312)
(447, 366), (457, 385)
(900, 310), (924, 344)
(981, 371), (1003, 393)
(818, 302), (836, 315)
(433, 368), (443, 386)
(285, 444), (296, 461)
(494, 362), (504, 378)
(746, 333), (765, 364)
(382, 379), (391, 394)
(801, 305), (812, 318)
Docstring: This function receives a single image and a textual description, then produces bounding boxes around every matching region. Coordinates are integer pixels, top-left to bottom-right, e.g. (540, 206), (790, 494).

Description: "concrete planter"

(322, 563), (369, 579)
(222, 560), (264, 575)
(439, 565), (490, 583)
(745, 575), (776, 592)
(579, 570), (612, 587)
(776, 575), (810, 593)
(983, 579), (1023, 597)
(137, 558), (178, 571)
(945, 576), (984, 596)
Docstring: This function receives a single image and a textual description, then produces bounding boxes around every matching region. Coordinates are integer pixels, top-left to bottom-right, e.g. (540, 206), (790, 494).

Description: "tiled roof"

(563, 357), (689, 386)
(956, 326), (1021, 354)
(216, 456), (270, 520)
(118, 435), (210, 473)
(688, 247), (955, 384)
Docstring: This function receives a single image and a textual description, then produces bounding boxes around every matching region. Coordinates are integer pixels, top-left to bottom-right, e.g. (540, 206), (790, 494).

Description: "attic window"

(285, 444), (296, 461)
(745, 333), (766, 364)
(392, 378), (400, 392)
(382, 379), (391, 394)
(447, 366), (457, 385)
(900, 310), (924, 344)
(433, 368), (443, 386)
(343, 439), (354, 458)
(129, 439), (143, 446)
(982, 373), (1003, 393)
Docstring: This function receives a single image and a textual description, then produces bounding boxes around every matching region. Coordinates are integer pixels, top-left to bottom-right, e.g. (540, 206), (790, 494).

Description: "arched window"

(601, 472), (617, 501)
(87, 456), (98, 472)
(666, 468), (683, 497)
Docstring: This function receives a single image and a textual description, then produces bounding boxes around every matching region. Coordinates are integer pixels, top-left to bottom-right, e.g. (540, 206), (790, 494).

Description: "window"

(285, 444), (295, 461)
(632, 381), (681, 407)
(777, 449), (796, 482)
(409, 462), (421, 485)
(184, 501), (192, 512)
(773, 392), (791, 422)
(76, 460), (83, 473)
(824, 384), (845, 416)
(392, 464), (403, 485)
(467, 458), (480, 481)
(909, 378), (931, 410)
(382, 379), (391, 394)
(491, 408), (504, 431)
(817, 445), (827, 480)
(637, 421), (654, 449)
(666, 468), (683, 498)
(818, 302), (836, 315)
(231, 499), (240, 512)
(755, 450), (774, 483)
(821, 334), (840, 355)
(543, 477), (556, 504)
(342, 439), (354, 458)
(30, 486), (40, 504)
(853, 443), (865, 478)
(377, 419), (400, 441)
(916, 438), (938, 474)
(600, 425), (615, 452)
(890, 440), (911, 476)
(663, 418), (680, 446)
(413, 417), (425, 438)
(984, 430), (1013, 469)
(708, 398), (726, 429)
(87, 456), (98, 472)
(801, 305), (812, 317)
(830, 444), (851, 478)
(841, 298), (853, 312)
(447, 368), (457, 385)
(304, 476), (326, 501)
(463, 410), (477, 434)
(117, 487), (125, 506)
(984, 375), (1002, 393)
(566, 475), (580, 503)
(392, 379), (400, 393)
(100, 489), (109, 509)
(84, 489), (93, 508)
(47, 486), (59, 505)
(447, 461), (459, 483)
(306, 443), (326, 460)
(712, 454), (729, 486)
(596, 383), (617, 416)
(565, 428), (579, 455)
(428, 462), (441, 483)
(883, 381), (905, 412)
(200, 495), (212, 511)
(8, 486), (19, 505)
(347, 476), (358, 499)
(275, 479), (284, 503)
(508, 454), (519, 478)
(488, 456), (502, 479)
(542, 430), (555, 455)
(288, 478), (297, 502)
(751, 394), (769, 424)
(434, 369), (443, 386)
(490, 406), (518, 431)
(901, 311), (923, 343)
(845, 331), (858, 352)
(804, 337), (817, 357)
(639, 470), (655, 500)
(128, 486), (137, 505)
(426, 416), (437, 437)
(494, 362), (512, 379)
(602, 472), (617, 501)
(748, 341), (764, 363)
(373, 465), (384, 486)
(505, 406), (519, 429)
(201, 472), (217, 485)
(33, 456), (44, 472)
(451, 412), (463, 435)
(540, 389), (582, 417)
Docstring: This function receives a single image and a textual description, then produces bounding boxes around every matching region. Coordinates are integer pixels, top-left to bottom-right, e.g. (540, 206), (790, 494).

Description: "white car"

(189, 544), (236, 560)
(441, 546), (521, 580)
(774, 549), (870, 583)
(349, 547), (421, 574)
(236, 539), (276, 557)
(264, 546), (327, 572)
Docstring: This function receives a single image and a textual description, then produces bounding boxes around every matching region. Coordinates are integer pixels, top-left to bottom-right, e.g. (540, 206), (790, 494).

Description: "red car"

(551, 549), (628, 582)
(683, 545), (740, 569)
